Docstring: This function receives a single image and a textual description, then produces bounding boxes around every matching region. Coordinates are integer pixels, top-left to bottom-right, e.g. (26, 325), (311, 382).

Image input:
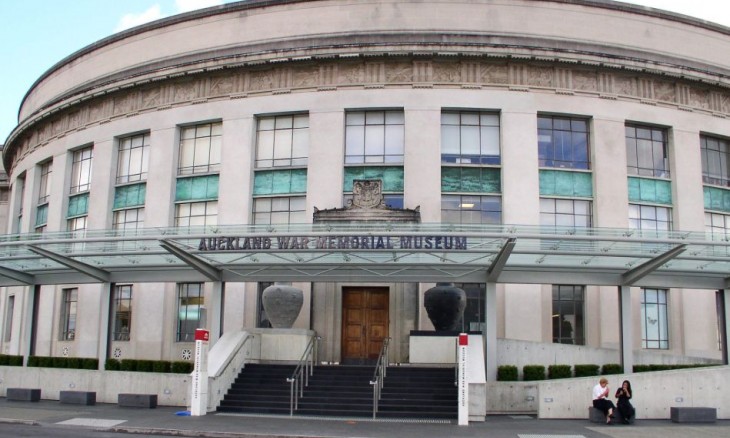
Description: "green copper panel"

(67, 193), (89, 218)
(704, 185), (730, 213)
(176, 175), (219, 201)
(113, 183), (146, 210)
(441, 167), (501, 193)
(539, 170), (593, 198)
(344, 167), (404, 192)
(35, 204), (48, 227)
(628, 177), (672, 205)
(254, 169), (308, 195)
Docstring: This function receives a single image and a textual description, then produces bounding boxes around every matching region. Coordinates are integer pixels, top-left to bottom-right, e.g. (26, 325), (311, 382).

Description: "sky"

(1, 0), (729, 144)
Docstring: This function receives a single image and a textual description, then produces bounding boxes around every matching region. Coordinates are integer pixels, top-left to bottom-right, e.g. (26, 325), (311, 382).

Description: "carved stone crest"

(351, 179), (383, 209)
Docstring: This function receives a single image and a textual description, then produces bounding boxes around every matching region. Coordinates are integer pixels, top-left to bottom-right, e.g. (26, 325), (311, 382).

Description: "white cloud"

(175, 0), (225, 13)
(115, 5), (164, 32)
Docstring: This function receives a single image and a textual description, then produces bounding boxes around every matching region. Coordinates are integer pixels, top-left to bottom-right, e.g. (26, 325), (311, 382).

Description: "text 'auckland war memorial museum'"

(1, 0), (729, 421)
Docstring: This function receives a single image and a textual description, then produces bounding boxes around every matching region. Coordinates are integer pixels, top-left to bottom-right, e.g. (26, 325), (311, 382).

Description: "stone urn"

(424, 283), (466, 331)
(262, 283), (304, 328)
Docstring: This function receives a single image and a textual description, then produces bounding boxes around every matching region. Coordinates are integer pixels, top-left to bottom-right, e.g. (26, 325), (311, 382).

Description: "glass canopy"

(0, 224), (727, 290)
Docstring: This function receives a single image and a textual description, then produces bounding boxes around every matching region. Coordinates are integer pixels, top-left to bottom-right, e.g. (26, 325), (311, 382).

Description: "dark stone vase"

(424, 283), (466, 331)
(262, 284), (303, 328)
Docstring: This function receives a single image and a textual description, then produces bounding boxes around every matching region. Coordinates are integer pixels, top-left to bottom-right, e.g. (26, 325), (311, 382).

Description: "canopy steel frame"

(620, 244), (687, 286)
(159, 239), (222, 281)
(27, 245), (110, 283)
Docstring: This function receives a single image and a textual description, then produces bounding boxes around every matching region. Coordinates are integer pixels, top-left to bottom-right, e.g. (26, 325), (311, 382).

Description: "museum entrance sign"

(0, 223), (726, 290)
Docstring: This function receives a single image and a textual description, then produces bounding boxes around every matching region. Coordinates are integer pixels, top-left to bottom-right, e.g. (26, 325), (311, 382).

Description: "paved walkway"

(1, 399), (729, 438)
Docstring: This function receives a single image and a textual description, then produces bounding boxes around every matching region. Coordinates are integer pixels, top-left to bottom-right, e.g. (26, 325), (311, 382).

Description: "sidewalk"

(1, 398), (729, 438)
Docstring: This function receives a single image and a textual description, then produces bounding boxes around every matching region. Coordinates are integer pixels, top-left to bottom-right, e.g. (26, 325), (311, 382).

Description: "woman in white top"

(592, 377), (616, 424)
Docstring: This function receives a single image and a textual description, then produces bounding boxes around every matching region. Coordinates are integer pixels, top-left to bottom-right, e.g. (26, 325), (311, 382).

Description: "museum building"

(1, 0), (730, 405)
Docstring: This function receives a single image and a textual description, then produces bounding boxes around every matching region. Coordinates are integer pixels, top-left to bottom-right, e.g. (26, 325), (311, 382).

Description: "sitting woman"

(615, 380), (635, 423)
(592, 377), (616, 424)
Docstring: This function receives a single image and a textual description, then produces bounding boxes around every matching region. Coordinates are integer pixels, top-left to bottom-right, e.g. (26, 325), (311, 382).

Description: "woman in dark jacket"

(615, 380), (635, 423)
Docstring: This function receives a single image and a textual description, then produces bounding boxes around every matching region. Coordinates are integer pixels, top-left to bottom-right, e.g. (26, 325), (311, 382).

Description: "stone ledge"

(670, 406), (716, 423)
(60, 390), (96, 405)
(118, 393), (158, 408)
(6, 388), (41, 402)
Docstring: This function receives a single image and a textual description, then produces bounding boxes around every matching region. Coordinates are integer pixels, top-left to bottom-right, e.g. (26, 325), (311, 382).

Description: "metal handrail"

(369, 337), (391, 419)
(286, 335), (320, 416)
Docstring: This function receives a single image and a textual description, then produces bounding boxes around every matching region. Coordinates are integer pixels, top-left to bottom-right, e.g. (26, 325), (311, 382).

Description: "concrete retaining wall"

(537, 366), (729, 419)
(0, 366), (188, 406)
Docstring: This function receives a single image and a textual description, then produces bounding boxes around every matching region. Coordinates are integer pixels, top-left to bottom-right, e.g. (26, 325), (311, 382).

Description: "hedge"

(523, 365), (546, 381)
(574, 364), (600, 377)
(497, 365), (518, 381)
(27, 356), (98, 370)
(548, 364), (572, 379)
(601, 363), (623, 375)
(0, 354), (23, 366)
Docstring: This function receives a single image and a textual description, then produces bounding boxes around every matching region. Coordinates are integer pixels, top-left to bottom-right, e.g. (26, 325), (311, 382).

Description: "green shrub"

(171, 361), (194, 374)
(27, 356), (39, 367)
(105, 358), (121, 371)
(136, 360), (154, 372)
(0, 354), (8, 365)
(153, 360), (172, 373)
(120, 359), (137, 371)
(574, 364), (600, 377)
(548, 364), (572, 379)
(7, 355), (23, 366)
(66, 357), (82, 369)
(601, 363), (623, 375)
(497, 365), (518, 381)
(53, 356), (68, 368)
(82, 358), (98, 370)
(523, 365), (545, 381)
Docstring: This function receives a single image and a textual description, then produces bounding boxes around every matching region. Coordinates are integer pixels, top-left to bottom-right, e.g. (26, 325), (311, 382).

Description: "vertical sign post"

(190, 328), (210, 416)
(458, 333), (469, 426)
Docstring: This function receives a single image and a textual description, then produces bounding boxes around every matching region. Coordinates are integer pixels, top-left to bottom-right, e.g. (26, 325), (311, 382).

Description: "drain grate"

(215, 412), (452, 424)
(518, 435), (586, 438)
(56, 418), (127, 427)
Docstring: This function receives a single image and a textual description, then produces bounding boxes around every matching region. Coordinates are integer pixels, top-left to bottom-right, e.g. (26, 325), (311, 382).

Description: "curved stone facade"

(1, 0), (728, 369)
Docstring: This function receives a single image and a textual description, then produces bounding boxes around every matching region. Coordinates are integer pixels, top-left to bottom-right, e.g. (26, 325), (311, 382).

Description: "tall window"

(178, 122), (222, 175)
(625, 125), (669, 178)
(345, 110), (404, 164)
(552, 285), (585, 345)
(35, 161), (52, 233)
(60, 288), (78, 341)
(38, 161), (52, 204)
(441, 194), (501, 224)
(255, 114), (308, 168)
(701, 135), (730, 187)
(253, 197), (306, 224)
(177, 283), (204, 342)
(629, 204), (672, 232)
(70, 147), (93, 194)
(4, 295), (14, 342)
(112, 285), (132, 341)
(540, 198), (592, 228)
(706, 212), (730, 237)
(117, 133), (150, 184)
(641, 288), (669, 349)
(113, 208), (144, 231)
(538, 115), (589, 169)
(15, 175), (25, 234)
(175, 201), (218, 227)
(441, 111), (500, 165)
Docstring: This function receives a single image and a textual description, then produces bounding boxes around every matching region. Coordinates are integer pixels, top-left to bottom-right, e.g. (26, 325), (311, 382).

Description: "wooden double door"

(341, 287), (389, 363)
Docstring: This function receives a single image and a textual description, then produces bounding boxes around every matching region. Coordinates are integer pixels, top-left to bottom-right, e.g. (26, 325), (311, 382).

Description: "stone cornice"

(5, 55), (730, 174)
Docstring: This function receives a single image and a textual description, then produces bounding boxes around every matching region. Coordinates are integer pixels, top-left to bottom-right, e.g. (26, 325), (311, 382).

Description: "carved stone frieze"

(8, 56), (730, 174)
(387, 61), (412, 83)
(527, 66), (553, 88)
